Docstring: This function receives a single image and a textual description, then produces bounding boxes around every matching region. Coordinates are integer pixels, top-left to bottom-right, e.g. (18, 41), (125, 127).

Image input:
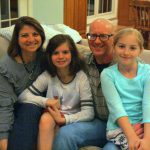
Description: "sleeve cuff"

(64, 114), (70, 124)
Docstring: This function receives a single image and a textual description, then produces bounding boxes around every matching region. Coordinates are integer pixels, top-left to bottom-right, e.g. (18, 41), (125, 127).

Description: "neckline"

(57, 74), (76, 84)
(116, 63), (139, 80)
(19, 53), (37, 80)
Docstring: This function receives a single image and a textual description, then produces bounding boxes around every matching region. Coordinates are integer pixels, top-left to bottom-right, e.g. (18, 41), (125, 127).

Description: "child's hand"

(138, 139), (150, 150)
(48, 106), (65, 125)
(133, 123), (144, 139)
(128, 135), (141, 150)
(46, 99), (60, 109)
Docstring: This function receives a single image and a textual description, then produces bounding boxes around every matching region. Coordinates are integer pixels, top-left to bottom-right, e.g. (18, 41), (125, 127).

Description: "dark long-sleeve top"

(0, 52), (43, 96)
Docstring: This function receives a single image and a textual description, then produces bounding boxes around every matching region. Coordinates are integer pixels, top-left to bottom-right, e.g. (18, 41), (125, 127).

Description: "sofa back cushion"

(0, 36), (9, 58)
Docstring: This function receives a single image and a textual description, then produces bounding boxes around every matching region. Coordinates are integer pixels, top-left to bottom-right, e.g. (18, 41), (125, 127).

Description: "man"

(52, 18), (120, 150)
(85, 18), (114, 121)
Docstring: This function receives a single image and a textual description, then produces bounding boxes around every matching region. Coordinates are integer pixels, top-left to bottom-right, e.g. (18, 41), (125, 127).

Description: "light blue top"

(100, 62), (150, 130)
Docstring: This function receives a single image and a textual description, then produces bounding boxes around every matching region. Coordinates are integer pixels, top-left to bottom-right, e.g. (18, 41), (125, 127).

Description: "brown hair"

(45, 34), (86, 77)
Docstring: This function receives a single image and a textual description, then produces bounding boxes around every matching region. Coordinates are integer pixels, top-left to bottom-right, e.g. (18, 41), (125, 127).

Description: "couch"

(0, 28), (150, 150)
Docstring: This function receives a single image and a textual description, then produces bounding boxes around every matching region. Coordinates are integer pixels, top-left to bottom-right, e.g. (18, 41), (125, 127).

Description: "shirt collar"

(87, 53), (115, 66)
(87, 53), (96, 65)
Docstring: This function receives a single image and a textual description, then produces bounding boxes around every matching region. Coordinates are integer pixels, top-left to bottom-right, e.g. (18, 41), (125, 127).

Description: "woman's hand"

(48, 106), (65, 125)
(46, 99), (60, 109)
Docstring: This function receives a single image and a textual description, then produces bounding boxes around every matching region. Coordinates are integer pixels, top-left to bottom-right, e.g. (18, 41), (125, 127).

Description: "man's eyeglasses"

(86, 33), (113, 42)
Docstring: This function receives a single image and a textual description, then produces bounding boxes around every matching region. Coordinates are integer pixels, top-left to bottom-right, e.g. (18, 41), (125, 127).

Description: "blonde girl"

(101, 28), (150, 150)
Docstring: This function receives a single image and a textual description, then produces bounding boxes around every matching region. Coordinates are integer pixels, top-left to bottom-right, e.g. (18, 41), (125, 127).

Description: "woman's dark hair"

(7, 16), (45, 58)
(45, 34), (86, 77)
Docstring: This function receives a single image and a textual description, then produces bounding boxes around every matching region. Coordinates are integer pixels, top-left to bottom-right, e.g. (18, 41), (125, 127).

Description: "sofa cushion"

(140, 50), (150, 64)
(0, 36), (9, 58)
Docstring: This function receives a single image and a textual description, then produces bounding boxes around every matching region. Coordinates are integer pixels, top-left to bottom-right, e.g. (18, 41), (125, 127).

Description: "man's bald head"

(89, 18), (115, 34)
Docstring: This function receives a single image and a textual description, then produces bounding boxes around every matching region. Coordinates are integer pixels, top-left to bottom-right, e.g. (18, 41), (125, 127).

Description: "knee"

(39, 113), (55, 131)
(0, 139), (7, 150)
(56, 126), (75, 140)
(103, 142), (120, 150)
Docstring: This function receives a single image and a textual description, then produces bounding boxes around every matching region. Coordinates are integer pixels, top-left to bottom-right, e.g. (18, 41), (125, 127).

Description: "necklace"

(20, 53), (36, 80)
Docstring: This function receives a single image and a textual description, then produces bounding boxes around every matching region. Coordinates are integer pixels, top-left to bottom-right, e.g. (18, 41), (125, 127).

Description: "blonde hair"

(113, 28), (144, 50)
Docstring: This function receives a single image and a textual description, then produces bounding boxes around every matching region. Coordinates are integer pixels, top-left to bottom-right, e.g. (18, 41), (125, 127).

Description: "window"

(0, 0), (29, 28)
(87, 0), (118, 24)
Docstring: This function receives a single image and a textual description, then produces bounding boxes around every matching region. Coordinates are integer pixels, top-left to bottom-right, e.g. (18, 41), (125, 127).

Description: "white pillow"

(48, 24), (82, 43)
(0, 24), (82, 45)
(0, 25), (14, 41)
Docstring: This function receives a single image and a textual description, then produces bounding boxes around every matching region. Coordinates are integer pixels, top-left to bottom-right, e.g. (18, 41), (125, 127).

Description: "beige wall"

(32, 0), (64, 24)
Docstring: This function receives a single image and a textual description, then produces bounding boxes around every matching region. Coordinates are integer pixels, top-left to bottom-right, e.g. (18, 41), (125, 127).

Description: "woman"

(0, 16), (45, 150)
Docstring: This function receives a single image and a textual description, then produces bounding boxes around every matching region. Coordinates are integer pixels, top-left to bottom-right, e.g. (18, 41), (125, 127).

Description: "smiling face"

(88, 20), (114, 59)
(51, 42), (71, 71)
(114, 33), (142, 67)
(18, 25), (42, 54)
